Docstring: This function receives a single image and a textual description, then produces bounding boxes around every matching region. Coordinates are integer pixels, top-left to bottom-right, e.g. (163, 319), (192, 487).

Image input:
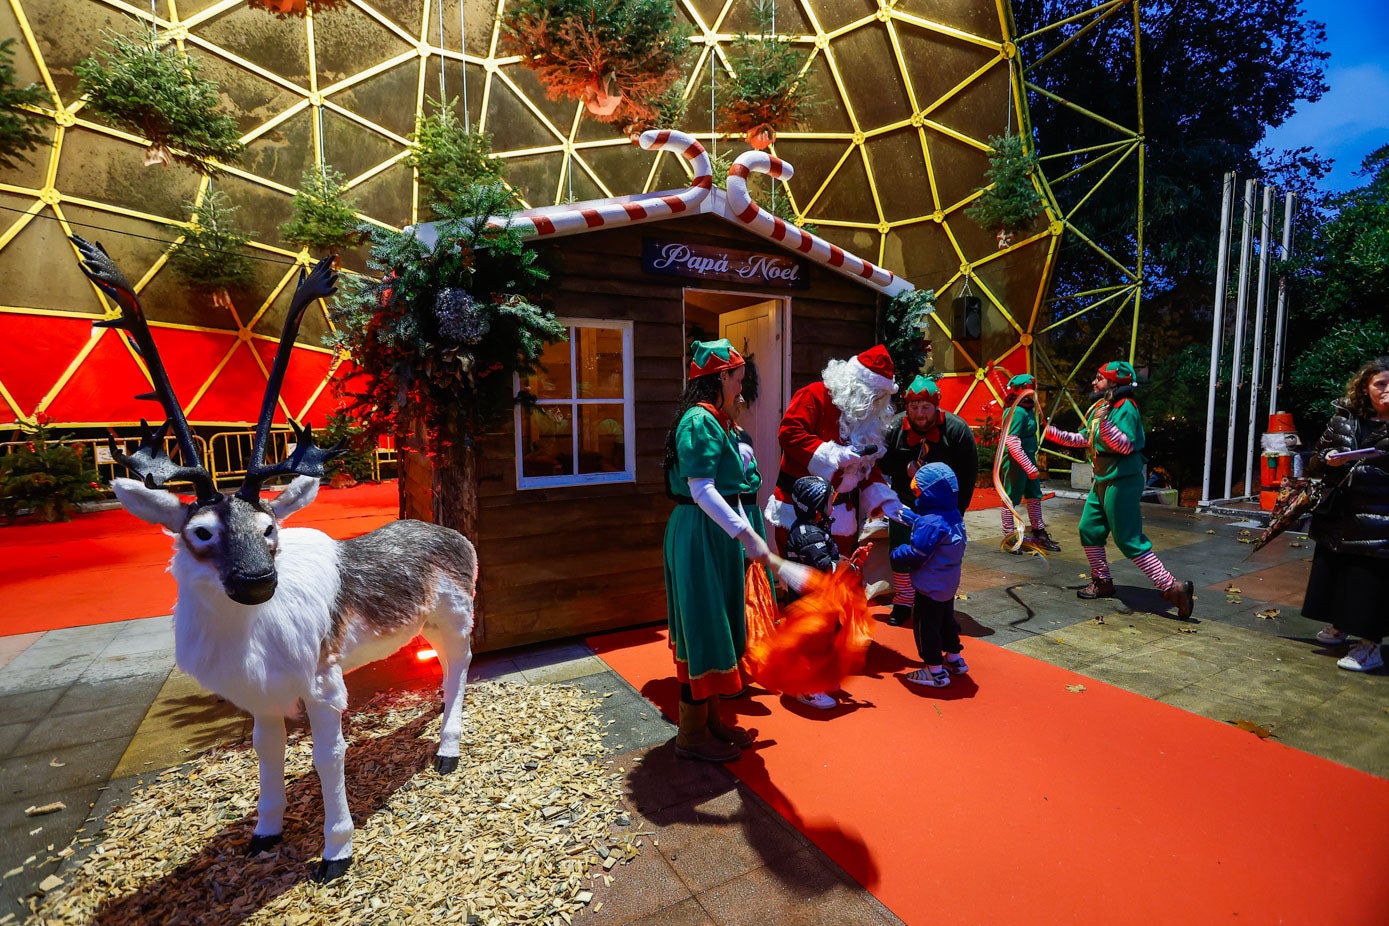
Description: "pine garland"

(279, 164), (362, 253)
(327, 183), (566, 455)
(166, 190), (256, 293)
(500, 0), (688, 127)
(0, 37), (49, 170)
(964, 133), (1045, 237)
(75, 30), (244, 173)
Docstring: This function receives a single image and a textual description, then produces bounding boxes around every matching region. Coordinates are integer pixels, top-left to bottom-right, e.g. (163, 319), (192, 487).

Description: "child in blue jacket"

(890, 462), (969, 687)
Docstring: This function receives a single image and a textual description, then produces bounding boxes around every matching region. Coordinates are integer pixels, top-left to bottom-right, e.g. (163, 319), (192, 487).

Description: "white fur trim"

(829, 502), (858, 538)
(764, 494), (794, 529)
(808, 441), (844, 480)
(859, 480), (898, 517)
(848, 355), (898, 394)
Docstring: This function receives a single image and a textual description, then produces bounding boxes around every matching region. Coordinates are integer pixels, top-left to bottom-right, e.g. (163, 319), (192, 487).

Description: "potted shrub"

(0, 37), (49, 170)
(718, 0), (820, 149)
(0, 418), (104, 523)
(279, 164), (362, 259)
(500, 0), (688, 127)
(321, 410), (377, 487)
(75, 30), (244, 173)
(964, 133), (1045, 248)
(406, 102), (507, 216)
(166, 190), (256, 307)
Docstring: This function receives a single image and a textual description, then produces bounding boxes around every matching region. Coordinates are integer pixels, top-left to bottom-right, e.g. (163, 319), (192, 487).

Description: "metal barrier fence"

(0, 434), (211, 490)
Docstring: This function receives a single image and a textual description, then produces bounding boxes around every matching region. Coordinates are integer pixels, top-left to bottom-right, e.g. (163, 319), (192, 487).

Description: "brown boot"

(1077, 578), (1116, 599)
(1162, 579), (1195, 619)
(674, 700), (740, 762)
(706, 698), (754, 748)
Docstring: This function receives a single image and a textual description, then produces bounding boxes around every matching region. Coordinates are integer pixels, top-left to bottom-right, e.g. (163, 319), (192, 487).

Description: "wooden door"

(720, 299), (785, 509)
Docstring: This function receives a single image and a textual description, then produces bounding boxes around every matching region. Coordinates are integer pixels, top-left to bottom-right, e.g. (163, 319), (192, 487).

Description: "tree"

(0, 37), (49, 170)
(327, 183), (565, 537)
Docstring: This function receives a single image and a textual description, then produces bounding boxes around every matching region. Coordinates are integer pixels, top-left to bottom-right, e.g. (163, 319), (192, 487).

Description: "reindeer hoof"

(315, 856), (352, 882)
(247, 833), (282, 855)
(433, 754), (459, 775)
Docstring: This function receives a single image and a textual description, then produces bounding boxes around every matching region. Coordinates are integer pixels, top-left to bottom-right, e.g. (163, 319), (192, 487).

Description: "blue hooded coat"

(889, 462), (967, 601)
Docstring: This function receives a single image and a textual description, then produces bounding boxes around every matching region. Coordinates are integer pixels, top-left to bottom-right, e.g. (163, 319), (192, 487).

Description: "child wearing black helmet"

(781, 475), (844, 709)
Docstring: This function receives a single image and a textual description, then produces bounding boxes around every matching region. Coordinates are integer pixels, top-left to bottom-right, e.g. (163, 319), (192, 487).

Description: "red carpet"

(589, 622), (1389, 925)
(1, 482), (400, 636)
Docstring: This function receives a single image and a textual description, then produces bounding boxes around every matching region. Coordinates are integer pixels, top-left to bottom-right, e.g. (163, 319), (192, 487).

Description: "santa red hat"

(846, 345), (897, 394)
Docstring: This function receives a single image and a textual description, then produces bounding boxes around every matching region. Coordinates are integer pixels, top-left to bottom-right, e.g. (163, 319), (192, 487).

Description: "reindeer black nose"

(228, 572), (278, 605)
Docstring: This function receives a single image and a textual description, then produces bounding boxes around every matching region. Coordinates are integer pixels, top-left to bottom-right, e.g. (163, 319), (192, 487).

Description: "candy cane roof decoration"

(409, 129), (914, 298)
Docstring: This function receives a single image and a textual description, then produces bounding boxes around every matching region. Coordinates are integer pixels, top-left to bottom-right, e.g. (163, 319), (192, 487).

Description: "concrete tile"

(0, 660), (91, 696)
(1274, 687), (1389, 778)
(99, 624), (176, 659)
(76, 650), (176, 684)
(519, 654), (610, 684)
(0, 736), (128, 803)
(694, 848), (899, 926)
(647, 789), (807, 894)
(13, 701), (147, 758)
(50, 674), (167, 717)
(623, 897), (716, 925)
(1076, 645), (1225, 699)
(571, 835), (692, 925)
(0, 721), (28, 756)
(619, 744), (741, 821)
(0, 631), (43, 669)
(111, 670), (251, 778)
(0, 783), (100, 914)
(0, 685), (66, 724)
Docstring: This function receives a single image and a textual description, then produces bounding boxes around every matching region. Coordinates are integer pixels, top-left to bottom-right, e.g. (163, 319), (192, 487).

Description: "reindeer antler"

(71, 235), (221, 505)
(236, 256), (345, 501)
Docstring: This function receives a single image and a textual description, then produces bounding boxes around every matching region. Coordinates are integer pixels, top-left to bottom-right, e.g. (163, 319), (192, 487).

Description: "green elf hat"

(688, 338), (745, 379)
(902, 375), (940, 401)
(1097, 360), (1136, 385)
(1005, 373), (1036, 404)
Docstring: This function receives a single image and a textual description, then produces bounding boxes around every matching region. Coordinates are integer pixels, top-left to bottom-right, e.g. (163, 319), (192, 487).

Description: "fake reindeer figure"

(70, 236), (477, 882)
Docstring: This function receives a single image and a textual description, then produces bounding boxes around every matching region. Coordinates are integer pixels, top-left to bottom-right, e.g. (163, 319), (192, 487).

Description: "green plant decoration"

(406, 102), (507, 216)
(0, 37), (49, 170)
(166, 190), (256, 298)
(964, 133), (1045, 247)
(280, 164), (362, 255)
(0, 419), (104, 523)
(881, 287), (938, 392)
(74, 29), (244, 173)
(321, 410), (377, 484)
(625, 76), (690, 135)
(328, 182), (565, 536)
(718, 0), (821, 149)
(500, 0), (688, 128)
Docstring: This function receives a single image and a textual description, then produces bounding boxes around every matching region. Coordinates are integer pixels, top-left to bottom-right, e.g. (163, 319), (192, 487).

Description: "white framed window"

(514, 319), (635, 488)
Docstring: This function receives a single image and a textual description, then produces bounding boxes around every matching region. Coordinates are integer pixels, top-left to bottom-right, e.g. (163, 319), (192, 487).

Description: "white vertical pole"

(1201, 173), (1235, 506)
(1269, 192), (1295, 418)
(1243, 184), (1275, 495)
(461, 0), (470, 131)
(1224, 180), (1256, 498)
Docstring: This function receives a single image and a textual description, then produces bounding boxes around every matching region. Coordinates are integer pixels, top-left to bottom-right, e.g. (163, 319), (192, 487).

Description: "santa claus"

(764, 345), (908, 552)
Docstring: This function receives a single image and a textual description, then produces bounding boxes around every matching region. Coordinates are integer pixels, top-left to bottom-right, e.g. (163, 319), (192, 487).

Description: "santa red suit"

(764, 345), (906, 541)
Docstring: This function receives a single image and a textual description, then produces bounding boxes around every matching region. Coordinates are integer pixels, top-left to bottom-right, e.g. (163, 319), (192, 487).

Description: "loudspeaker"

(953, 295), (982, 340)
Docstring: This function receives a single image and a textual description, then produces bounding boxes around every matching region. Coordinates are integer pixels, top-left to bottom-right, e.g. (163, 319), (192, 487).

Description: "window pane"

(520, 405), (573, 478)
(577, 404), (626, 474)
(576, 327), (625, 398)
(520, 336), (573, 399)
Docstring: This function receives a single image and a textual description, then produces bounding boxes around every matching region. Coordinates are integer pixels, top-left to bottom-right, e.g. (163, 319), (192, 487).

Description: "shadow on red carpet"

(589, 620), (1389, 926)
(1, 481), (399, 636)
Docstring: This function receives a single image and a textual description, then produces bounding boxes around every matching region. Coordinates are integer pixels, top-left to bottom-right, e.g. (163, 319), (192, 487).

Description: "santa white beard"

(822, 359), (894, 450)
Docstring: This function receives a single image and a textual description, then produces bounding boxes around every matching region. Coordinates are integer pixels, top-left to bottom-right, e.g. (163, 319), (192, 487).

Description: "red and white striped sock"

(1083, 546), (1111, 581)
(892, 571), (914, 607)
(1001, 508), (1016, 536)
(1026, 498), (1045, 532)
(1132, 551), (1175, 591)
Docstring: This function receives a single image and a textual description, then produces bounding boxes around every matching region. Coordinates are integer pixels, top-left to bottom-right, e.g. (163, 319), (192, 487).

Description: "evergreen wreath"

(964, 133), (1045, 241)
(166, 190), (257, 295)
(327, 183), (566, 456)
(718, 0), (821, 148)
(406, 102), (508, 217)
(500, 0), (688, 127)
(0, 37), (49, 170)
(74, 29), (244, 173)
(880, 287), (938, 393)
(279, 164), (363, 254)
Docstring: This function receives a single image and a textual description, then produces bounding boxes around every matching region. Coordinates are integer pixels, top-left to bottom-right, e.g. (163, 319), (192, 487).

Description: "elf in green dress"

(997, 374), (1061, 552)
(1042, 361), (1194, 617)
(662, 339), (771, 762)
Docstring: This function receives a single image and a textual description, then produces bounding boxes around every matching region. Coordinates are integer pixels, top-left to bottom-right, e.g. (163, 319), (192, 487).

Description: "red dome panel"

(248, 339), (337, 424)
(0, 314), (104, 420)
(184, 342), (271, 426)
(41, 329), (155, 426)
(149, 328), (240, 417)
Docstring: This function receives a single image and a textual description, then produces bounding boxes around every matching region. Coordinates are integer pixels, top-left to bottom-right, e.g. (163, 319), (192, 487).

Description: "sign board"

(642, 238), (808, 289)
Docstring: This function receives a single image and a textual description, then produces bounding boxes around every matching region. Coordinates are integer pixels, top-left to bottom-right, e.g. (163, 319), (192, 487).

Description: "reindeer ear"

(111, 477), (188, 531)
(271, 475), (320, 520)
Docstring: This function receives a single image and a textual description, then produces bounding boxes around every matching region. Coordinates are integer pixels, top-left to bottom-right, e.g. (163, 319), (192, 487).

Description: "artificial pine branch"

(964, 133), (1045, 236)
(407, 101), (508, 216)
(0, 37), (49, 170)
(166, 190), (256, 293)
(718, 0), (821, 137)
(280, 164), (362, 253)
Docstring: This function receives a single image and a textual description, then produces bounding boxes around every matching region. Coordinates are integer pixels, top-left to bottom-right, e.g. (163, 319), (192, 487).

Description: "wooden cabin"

(403, 146), (917, 653)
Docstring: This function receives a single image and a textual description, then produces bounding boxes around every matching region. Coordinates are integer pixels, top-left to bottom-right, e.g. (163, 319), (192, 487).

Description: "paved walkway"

(2, 493), (1384, 923)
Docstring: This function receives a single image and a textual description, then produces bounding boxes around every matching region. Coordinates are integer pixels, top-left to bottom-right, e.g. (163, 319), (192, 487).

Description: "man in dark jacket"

(879, 376), (978, 625)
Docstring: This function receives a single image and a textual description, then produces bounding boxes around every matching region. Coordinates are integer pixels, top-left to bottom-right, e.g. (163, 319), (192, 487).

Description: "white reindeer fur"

(111, 475), (476, 870)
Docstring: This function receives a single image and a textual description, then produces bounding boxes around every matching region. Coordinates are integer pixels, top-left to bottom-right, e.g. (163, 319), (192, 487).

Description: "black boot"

(887, 603), (912, 626)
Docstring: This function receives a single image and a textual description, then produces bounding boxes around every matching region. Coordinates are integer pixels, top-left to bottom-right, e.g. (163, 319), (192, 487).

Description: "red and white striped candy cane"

(496, 130), (713, 237)
(725, 151), (895, 289)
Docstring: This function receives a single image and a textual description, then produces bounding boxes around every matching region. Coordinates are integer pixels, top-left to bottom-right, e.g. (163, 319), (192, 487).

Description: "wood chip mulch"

(23, 681), (640, 925)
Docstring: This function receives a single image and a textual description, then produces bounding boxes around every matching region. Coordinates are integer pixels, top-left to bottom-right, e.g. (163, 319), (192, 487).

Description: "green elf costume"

(998, 374), (1061, 552)
(880, 375), (978, 625)
(1042, 361), (1194, 617)
(663, 339), (767, 762)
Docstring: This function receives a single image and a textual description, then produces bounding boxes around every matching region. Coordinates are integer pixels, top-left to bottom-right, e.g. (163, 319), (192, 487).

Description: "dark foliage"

(0, 37), (48, 170)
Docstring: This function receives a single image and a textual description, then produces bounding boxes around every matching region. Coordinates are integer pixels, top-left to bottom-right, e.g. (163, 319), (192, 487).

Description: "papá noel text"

(642, 239), (808, 289)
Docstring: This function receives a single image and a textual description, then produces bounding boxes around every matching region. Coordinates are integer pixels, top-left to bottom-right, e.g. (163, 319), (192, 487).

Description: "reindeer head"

(72, 236), (345, 605)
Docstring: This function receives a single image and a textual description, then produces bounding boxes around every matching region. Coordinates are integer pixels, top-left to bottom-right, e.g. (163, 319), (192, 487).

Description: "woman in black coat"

(1302, 357), (1389, 672)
